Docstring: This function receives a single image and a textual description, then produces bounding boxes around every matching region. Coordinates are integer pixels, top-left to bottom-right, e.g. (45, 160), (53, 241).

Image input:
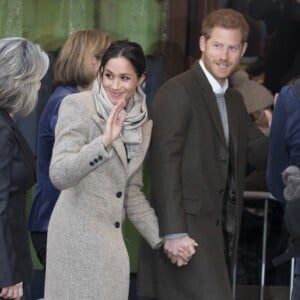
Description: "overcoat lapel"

(191, 62), (227, 146)
(226, 92), (239, 180)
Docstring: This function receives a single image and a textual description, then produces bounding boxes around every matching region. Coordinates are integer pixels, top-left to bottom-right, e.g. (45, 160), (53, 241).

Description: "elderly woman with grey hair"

(0, 37), (49, 300)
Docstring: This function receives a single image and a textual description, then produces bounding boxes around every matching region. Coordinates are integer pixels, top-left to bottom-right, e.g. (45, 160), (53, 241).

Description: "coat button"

(216, 219), (220, 226)
(116, 191), (122, 198)
(89, 162), (94, 166)
(114, 221), (120, 228)
(98, 155), (103, 160)
(94, 158), (98, 163)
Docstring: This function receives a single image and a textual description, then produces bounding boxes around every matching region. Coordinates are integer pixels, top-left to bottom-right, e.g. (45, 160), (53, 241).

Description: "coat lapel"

(191, 62), (227, 146)
(226, 90), (239, 161)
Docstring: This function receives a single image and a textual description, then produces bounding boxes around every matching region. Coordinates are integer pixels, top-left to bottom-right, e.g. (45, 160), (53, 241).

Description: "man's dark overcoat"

(137, 61), (269, 300)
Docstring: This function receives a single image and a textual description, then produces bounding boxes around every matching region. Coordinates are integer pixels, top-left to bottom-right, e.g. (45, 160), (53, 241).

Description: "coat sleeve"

(0, 122), (20, 287)
(49, 95), (112, 190)
(125, 164), (162, 249)
(267, 86), (300, 201)
(150, 80), (192, 236)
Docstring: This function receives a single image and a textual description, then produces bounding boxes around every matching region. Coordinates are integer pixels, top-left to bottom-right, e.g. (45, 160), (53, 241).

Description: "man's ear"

(199, 36), (206, 53)
(241, 42), (248, 58)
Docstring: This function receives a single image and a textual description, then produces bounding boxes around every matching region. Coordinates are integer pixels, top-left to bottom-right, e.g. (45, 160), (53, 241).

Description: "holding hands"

(164, 236), (198, 267)
(0, 282), (23, 299)
(101, 98), (198, 268)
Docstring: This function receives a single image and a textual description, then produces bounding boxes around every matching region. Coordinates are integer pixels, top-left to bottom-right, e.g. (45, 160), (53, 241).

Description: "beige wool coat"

(44, 90), (161, 300)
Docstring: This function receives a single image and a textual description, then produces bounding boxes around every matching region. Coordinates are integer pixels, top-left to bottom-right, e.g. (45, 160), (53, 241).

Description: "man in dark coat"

(137, 8), (269, 300)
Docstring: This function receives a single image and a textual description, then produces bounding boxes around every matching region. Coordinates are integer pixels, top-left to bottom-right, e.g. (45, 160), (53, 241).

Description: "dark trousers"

(31, 232), (47, 269)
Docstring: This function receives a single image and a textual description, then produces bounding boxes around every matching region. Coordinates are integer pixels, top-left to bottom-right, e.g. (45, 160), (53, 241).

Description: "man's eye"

(229, 46), (239, 52)
(214, 44), (222, 49)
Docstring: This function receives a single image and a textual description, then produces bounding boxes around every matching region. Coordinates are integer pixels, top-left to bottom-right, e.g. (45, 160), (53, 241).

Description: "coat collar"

(225, 89), (239, 156)
(191, 62), (239, 152)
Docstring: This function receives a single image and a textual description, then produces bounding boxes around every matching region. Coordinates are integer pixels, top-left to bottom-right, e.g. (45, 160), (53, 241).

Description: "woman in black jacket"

(0, 37), (49, 300)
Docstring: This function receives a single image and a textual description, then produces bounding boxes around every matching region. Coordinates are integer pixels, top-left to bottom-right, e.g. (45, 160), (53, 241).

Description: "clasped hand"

(0, 282), (23, 299)
(164, 236), (198, 267)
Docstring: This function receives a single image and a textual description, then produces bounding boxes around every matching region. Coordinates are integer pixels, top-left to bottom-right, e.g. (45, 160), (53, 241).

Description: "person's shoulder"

(276, 83), (300, 111)
(63, 90), (93, 103)
(159, 66), (199, 94)
(0, 110), (14, 139)
(280, 84), (293, 96)
(0, 109), (13, 128)
(42, 85), (79, 112)
(55, 84), (78, 93)
(60, 90), (95, 116)
(171, 63), (199, 82)
(226, 87), (244, 102)
(162, 71), (188, 86)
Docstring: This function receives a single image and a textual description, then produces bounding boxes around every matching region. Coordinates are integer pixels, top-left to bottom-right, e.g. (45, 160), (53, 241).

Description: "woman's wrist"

(101, 135), (111, 148)
(101, 135), (112, 151)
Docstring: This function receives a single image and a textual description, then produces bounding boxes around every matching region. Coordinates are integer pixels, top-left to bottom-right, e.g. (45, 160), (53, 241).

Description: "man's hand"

(164, 236), (198, 267)
(0, 282), (23, 299)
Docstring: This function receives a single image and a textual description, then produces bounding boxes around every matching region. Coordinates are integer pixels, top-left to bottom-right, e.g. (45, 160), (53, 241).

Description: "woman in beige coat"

(44, 40), (162, 300)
